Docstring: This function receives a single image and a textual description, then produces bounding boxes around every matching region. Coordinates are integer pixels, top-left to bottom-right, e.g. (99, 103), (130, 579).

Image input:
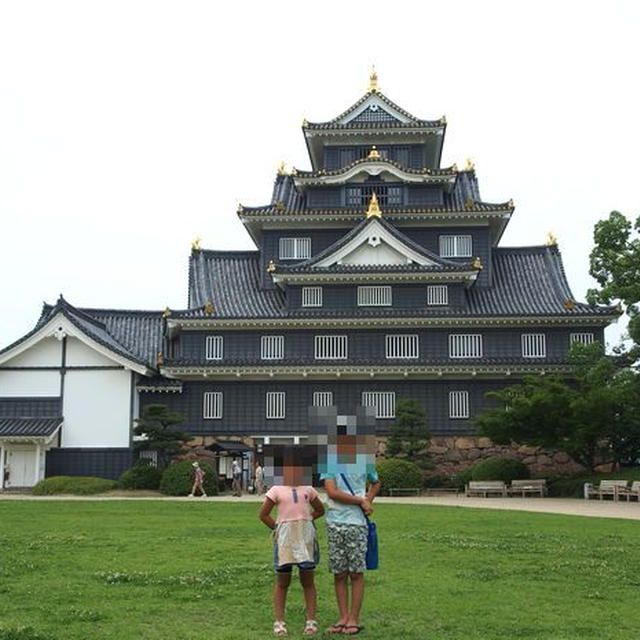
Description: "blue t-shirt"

(321, 467), (379, 526)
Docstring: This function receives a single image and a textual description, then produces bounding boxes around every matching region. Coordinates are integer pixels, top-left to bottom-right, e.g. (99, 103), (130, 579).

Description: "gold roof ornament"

(367, 145), (381, 160)
(508, 198), (514, 208)
(366, 192), (382, 219)
(237, 203), (244, 214)
(277, 161), (288, 176)
(465, 158), (475, 171)
(368, 66), (378, 92)
(191, 235), (202, 251)
(471, 256), (484, 270)
(156, 351), (164, 367)
(302, 118), (308, 127)
(465, 198), (474, 211)
(452, 163), (459, 172)
(267, 260), (277, 273)
(203, 300), (215, 315)
(564, 299), (576, 311)
(275, 201), (285, 212)
(162, 307), (172, 319)
(439, 115), (447, 125)
(545, 231), (558, 247)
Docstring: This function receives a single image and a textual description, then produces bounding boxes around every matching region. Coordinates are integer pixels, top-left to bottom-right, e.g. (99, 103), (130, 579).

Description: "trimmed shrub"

(159, 459), (219, 496)
(375, 458), (422, 495)
(451, 466), (475, 490)
(118, 459), (163, 490)
(470, 457), (530, 483)
(32, 476), (116, 496)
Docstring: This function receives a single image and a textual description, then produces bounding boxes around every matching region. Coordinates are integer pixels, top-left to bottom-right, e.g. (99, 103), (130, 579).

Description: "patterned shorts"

(326, 524), (368, 574)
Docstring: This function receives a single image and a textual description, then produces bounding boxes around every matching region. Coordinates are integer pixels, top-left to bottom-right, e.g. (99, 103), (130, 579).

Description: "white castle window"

(205, 336), (223, 360)
(449, 334), (483, 358)
(362, 391), (396, 419)
(427, 285), (448, 306)
(313, 391), (334, 407)
(522, 333), (546, 358)
(449, 391), (470, 419)
(385, 334), (419, 359)
(314, 335), (348, 360)
(570, 332), (594, 346)
(203, 391), (223, 419)
(302, 286), (323, 307)
(266, 392), (286, 419)
(357, 285), (392, 306)
(439, 235), (472, 258)
(279, 237), (311, 260)
(261, 335), (284, 360)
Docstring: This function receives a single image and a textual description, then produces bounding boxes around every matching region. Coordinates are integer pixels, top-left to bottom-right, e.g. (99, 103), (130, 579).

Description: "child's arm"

(258, 497), (277, 530)
(366, 479), (381, 503)
(310, 495), (325, 520)
(323, 478), (373, 513)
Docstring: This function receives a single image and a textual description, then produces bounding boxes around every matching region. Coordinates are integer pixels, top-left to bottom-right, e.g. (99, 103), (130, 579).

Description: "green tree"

(587, 210), (640, 355)
(133, 404), (191, 469)
(476, 343), (640, 471)
(386, 397), (431, 462)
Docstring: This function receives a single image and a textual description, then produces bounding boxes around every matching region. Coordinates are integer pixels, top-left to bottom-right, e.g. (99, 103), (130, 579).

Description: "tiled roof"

(0, 296), (163, 370)
(0, 417), (62, 437)
(185, 250), (286, 318)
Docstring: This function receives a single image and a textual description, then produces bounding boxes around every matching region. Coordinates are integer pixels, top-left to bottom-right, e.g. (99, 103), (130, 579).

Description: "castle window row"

(202, 332), (594, 361)
(203, 390), (471, 420)
(301, 285), (449, 308)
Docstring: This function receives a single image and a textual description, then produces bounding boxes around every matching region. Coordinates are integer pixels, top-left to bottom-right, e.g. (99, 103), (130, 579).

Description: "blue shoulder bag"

(340, 473), (378, 570)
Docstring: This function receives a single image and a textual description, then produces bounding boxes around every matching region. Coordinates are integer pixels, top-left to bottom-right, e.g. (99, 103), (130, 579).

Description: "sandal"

(327, 623), (346, 634)
(273, 620), (287, 637)
(303, 620), (318, 636)
(342, 625), (364, 635)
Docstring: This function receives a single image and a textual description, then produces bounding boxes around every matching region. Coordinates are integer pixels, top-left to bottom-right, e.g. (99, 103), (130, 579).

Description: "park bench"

(507, 479), (548, 498)
(465, 481), (507, 497)
(388, 487), (421, 496)
(615, 480), (640, 502)
(584, 480), (629, 501)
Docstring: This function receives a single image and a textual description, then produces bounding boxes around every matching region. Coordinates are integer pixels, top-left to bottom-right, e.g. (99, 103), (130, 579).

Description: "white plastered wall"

(65, 337), (120, 367)
(0, 370), (60, 396)
(342, 242), (408, 265)
(2, 338), (62, 367)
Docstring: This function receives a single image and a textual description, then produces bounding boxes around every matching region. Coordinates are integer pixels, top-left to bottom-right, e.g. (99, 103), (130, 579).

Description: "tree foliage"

(587, 210), (640, 353)
(133, 404), (191, 469)
(386, 397), (431, 462)
(476, 343), (640, 471)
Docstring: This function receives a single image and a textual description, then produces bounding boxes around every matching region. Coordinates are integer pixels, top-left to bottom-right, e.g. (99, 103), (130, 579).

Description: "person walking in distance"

(232, 458), (243, 496)
(188, 461), (207, 498)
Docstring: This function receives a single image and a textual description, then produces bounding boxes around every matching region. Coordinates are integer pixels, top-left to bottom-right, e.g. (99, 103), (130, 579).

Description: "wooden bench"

(615, 481), (640, 502)
(507, 479), (547, 497)
(388, 487), (421, 496)
(465, 481), (507, 497)
(584, 480), (629, 501)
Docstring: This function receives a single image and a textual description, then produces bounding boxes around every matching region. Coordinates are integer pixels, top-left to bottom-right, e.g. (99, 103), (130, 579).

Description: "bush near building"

(159, 459), (219, 496)
(117, 459), (163, 490)
(375, 458), (422, 495)
(32, 476), (117, 495)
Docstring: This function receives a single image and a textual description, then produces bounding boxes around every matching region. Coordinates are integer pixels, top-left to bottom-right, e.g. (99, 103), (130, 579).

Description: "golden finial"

(275, 201), (285, 212)
(439, 115), (447, 125)
(267, 260), (276, 273)
(191, 235), (202, 251)
(465, 158), (475, 171)
(367, 145), (381, 160)
(203, 300), (215, 315)
(366, 192), (382, 219)
(564, 299), (576, 311)
(156, 351), (164, 367)
(237, 203), (244, 214)
(302, 118), (308, 127)
(290, 167), (297, 176)
(508, 198), (514, 208)
(368, 66), (378, 92)
(471, 257), (483, 270)
(452, 163), (458, 172)
(162, 307), (172, 319)
(545, 231), (558, 247)
(465, 198), (474, 211)
(277, 161), (288, 176)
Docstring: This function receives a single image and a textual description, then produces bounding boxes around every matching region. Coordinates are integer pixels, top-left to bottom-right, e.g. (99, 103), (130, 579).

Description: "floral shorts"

(326, 524), (368, 574)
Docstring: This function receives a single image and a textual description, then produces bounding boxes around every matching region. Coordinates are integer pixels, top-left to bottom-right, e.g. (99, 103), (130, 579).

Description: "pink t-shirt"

(265, 485), (319, 523)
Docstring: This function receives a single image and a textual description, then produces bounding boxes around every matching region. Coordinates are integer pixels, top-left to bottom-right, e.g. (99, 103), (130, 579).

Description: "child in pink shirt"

(259, 446), (324, 637)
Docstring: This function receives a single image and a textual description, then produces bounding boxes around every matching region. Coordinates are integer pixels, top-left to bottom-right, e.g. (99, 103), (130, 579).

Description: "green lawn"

(0, 500), (639, 639)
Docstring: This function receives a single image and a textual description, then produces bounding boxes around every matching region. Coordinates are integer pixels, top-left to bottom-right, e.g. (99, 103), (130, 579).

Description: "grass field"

(0, 500), (639, 640)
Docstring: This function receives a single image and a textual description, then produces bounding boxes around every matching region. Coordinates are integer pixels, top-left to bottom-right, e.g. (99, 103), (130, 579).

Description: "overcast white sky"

(1, 1), (638, 348)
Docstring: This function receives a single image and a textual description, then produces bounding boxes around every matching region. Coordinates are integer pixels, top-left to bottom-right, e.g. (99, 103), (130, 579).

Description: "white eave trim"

(0, 312), (152, 376)
(271, 271), (478, 286)
(339, 94), (413, 125)
(0, 421), (63, 447)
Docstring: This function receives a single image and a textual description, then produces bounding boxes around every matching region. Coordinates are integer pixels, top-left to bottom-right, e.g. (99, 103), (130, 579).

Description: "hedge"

(159, 459), (219, 496)
(118, 459), (163, 490)
(32, 476), (117, 495)
(375, 458), (422, 495)
(470, 457), (530, 483)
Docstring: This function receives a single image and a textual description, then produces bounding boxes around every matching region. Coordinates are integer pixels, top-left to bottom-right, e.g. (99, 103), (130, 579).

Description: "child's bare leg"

(273, 571), (291, 621)
(331, 572), (349, 627)
(299, 569), (316, 620)
(344, 572), (364, 629)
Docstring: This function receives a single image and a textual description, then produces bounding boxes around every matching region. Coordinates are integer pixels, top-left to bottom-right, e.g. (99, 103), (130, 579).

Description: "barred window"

(302, 286), (323, 307)
(138, 450), (158, 467)
(570, 332), (594, 346)
(357, 285), (392, 306)
(449, 391), (470, 419)
(314, 335), (348, 360)
(385, 334), (419, 359)
(261, 335), (284, 360)
(266, 391), (286, 419)
(362, 391), (396, 419)
(522, 333), (546, 358)
(439, 235), (472, 258)
(427, 285), (448, 306)
(279, 237), (311, 260)
(449, 334), (483, 358)
(205, 335), (223, 360)
(203, 391), (223, 419)
(313, 391), (334, 407)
